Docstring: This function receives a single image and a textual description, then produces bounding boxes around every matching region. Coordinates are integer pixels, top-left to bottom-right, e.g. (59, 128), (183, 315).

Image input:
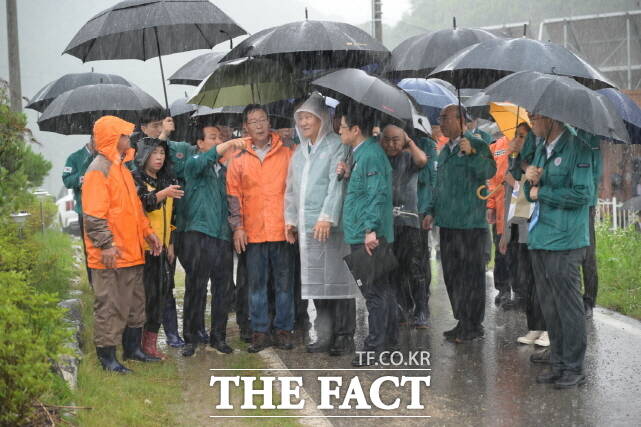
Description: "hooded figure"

(284, 93), (357, 355)
(83, 115), (161, 373)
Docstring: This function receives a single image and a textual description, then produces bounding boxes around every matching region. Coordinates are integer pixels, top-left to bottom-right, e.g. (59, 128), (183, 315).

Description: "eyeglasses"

(246, 118), (269, 127)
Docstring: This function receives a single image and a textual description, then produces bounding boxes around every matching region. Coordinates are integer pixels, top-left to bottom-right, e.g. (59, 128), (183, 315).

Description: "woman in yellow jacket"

(133, 137), (184, 359)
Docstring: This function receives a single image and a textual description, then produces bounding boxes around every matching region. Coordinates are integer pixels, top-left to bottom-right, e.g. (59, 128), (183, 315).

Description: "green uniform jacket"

(167, 140), (196, 232)
(471, 127), (494, 144)
(570, 127), (602, 207)
(62, 145), (95, 215)
(524, 130), (594, 251)
(417, 136), (437, 215)
(427, 132), (496, 229)
(342, 137), (394, 244)
(182, 147), (231, 241)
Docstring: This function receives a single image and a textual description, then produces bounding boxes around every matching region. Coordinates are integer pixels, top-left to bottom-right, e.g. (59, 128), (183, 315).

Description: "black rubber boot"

(162, 295), (185, 348)
(209, 327), (233, 355)
(122, 327), (161, 362)
(96, 346), (132, 374)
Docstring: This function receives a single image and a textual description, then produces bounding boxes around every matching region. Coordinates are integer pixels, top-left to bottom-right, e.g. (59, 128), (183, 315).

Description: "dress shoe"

(306, 340), (330, 353)
(530, 348), (551, 364)
(443, 322), (462, 338)
(447, 325), (483, 343)
(273, 329), (294, 350)
(517, 330), (543, 345)
(534, 331), (550, 347)
(208, 340), (234, 354)
(329, 335), (354, 356)
(412, 311), (429, 329)
(554, 372), (586, 389)
(536, 368), (563, 384)
(247, 332), (272, 353)
(181, 343), (197, 357)
(96, 346), (132, 374)
(584, 304), (594, 319)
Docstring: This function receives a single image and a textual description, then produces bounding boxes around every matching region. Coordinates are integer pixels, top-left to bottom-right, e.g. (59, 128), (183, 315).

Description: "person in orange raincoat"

(226, 104), (294, 353)
(486, 134), (515, 307)
(82, 115), (162, 374)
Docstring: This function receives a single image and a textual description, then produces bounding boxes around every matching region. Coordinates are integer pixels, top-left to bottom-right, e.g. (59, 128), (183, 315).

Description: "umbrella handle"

(476, 184), (501, 200)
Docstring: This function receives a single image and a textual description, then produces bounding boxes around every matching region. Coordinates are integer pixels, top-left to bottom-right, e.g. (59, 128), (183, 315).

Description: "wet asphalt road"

(270, 262), (641, 427)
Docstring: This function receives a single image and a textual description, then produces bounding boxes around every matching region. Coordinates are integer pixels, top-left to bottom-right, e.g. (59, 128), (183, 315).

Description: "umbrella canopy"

(191, 104), (293, 130)
(397, 78), (458, 124)
(63, 0), (246, 108)
(220, 20), (390, 71)
(386, 27), (498, 79)
(464, 91), (492, 120)
(38, 84), (162, 135)
(483, 71), (629, 143)
(188, 57), (304, 108)
(169, 97), (199, 141)
(26, 72), (132, 112)
(168, 51), (226, 86)
(430, 37), (616, 90)
(311, 68), (416, 123)
(489, 102), (530, 140)
(597, 88), (641, 144)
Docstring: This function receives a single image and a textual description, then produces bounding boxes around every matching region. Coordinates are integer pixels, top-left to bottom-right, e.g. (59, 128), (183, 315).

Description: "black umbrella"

(482, 71), (629, 143)
(622, 196), (641, 211)
(63, 0), (247, 108)
(220, 20), (390, 72)
(430, 37), (616, 90)
(169, 96), (199, 142)
(26, 72), (133, 112)
(311, 68), (416, 123)
(386, 24), (498, 79)
(168, 52), (226, 86)
(38, 84), (162, 135)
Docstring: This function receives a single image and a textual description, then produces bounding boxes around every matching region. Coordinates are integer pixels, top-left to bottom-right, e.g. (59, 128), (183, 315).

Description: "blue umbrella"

(597, 88), (641, 144)
(397, 78), (457, 124)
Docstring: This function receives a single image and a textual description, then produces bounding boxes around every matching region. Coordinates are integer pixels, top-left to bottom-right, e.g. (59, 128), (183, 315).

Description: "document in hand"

(343, 238), (399, 287)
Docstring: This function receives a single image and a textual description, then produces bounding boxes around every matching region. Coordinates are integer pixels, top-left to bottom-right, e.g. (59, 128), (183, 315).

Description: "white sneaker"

(534, 331), (550, 347)
(517, 330), (543, 345)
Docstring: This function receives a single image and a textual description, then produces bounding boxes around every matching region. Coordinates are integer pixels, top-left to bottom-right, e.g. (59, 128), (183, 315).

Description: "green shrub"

(596, 223), (641, 319)
(28, 230), (75, 297)
(0, 271), (72, 425)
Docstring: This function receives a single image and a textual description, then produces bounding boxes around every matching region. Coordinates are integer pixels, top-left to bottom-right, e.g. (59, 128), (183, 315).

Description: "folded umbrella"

(489, 102), (530, 140)
(483, 71), (629, 143)
(221, 20), (389, 72)
(26, 72), (132, 113)
(386, 25), (498, 79)
(189, 57), (304, 108)
(63, 0), (246, 108)
(168, 52), (226, 86)
(430, 37), (616, 90)
(38, 84), (162, 135)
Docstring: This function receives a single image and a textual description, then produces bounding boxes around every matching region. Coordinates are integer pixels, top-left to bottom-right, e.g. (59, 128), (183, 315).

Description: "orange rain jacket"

(487, 136), (511, 235)
(226, 132), (292, 243)
(82, 116), (154, 269)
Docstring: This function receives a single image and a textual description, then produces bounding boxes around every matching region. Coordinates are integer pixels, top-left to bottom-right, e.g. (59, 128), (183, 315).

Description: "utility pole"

(372, 0), (383, 43)
(6, 0), (22, 112)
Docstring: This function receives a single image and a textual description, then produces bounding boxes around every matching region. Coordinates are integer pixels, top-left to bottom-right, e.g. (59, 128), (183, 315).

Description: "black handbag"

(343, 238), (399, 287)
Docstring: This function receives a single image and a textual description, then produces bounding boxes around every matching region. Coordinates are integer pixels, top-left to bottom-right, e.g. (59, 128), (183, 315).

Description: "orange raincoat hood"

(93, 115), (135, 164)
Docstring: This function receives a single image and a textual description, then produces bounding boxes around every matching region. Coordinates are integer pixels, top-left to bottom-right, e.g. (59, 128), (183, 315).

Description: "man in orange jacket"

(83, 115), (162, 374)
(227, 104), (294, 353)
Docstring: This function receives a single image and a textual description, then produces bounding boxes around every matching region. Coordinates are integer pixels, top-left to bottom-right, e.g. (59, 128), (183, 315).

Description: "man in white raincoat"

(285, 93), (358, 356)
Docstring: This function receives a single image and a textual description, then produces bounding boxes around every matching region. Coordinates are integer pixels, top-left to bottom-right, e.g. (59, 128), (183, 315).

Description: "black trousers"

(582, 206), (599, 307)
(440, 228), (486, 331)
(313, 298), (356, 343)
(351, 244), (398, 351)
(508, 226), (545, 330)
(143, 251), (172, 333)
(419, 224), (432, 296)
(493, 224), (511, 294)
(392, 225), (429, 316)
(235, 251), (250, 332)
(291, 243), (309, 330)
(531, 248), (587, 374)
(181, 231), (233, 344)
(77, 215), (92, 285)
